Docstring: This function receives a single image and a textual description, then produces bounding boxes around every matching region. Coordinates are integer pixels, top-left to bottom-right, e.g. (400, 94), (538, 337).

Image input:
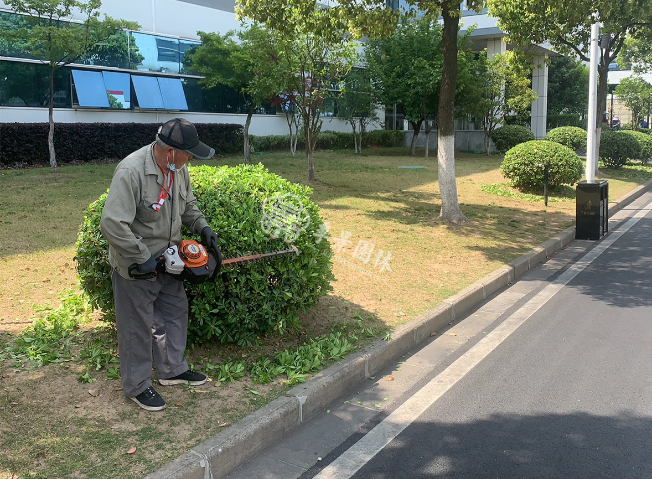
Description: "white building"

(0, 1), (554, 139)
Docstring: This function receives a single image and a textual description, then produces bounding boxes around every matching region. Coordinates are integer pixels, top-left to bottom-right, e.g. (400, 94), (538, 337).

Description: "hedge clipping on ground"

(500, 140), (583, 189)
(75, 163), (334, 346)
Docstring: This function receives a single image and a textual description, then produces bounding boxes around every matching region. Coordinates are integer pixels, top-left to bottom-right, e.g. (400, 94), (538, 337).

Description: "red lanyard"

(152, 166), (174, 212)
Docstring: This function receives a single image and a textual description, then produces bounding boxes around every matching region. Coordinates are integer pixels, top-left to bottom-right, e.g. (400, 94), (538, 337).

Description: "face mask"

(167, 150), (176, 172)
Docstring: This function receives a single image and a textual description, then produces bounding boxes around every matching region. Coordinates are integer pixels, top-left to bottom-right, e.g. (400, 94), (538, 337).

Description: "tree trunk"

(424, 122), (431, 158)
(409, 120), (422, 155)
(285, 111), (299, 157)
(306, 125), (315, 181)
(351, 120), (359, 153)
(594, 60), (611, 176)
(48, 67), (57, 172)
(437, 1), (467, 224)
(243, 103), (254, 165)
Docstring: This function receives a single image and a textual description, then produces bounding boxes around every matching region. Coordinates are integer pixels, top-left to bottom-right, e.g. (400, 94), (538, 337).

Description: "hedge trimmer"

(128, 240), (299, 284)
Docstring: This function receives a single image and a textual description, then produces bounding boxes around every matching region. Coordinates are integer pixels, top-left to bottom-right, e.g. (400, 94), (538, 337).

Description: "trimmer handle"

(127, 255), (165, 280)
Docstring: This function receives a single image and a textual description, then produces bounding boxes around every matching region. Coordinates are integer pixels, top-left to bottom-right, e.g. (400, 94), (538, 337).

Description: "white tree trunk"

(438, 134), (467, 223)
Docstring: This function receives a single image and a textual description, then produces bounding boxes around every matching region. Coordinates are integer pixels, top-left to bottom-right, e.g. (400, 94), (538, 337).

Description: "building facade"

(0, 1), (553, 139)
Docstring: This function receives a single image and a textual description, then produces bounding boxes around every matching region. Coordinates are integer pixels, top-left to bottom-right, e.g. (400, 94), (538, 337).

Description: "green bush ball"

(75, 163), (334, 346)
(620, 130), (652, 165)
(500, 140), (583, 189)
(545, 126), (587, 152)
(599, 130), (642, 168)
(491, 125), (535, 152)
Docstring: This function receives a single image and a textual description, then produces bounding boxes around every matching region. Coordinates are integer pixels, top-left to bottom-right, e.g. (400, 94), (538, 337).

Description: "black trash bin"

(576, 180), (608, 240)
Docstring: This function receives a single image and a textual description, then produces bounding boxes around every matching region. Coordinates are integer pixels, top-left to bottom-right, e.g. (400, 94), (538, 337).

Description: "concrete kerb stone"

(145, 396), (300, 479)
(149, 178), (652, 479)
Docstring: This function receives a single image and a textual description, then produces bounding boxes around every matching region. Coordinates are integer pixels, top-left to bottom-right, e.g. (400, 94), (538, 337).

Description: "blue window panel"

(72, 70), (110, 108)
(158, 77), (188, 110)
(132, 75), (164, 109)
(102, 71), (131, 109)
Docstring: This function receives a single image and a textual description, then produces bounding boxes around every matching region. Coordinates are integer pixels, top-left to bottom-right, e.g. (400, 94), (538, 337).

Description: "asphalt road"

(227, 193), (652, 479)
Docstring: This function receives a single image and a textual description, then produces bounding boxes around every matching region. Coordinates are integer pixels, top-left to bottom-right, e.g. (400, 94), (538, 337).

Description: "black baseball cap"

(157, 118), (215, 160)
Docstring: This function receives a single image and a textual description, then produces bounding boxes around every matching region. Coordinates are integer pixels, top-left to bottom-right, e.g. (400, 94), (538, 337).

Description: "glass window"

(102, 71), (131, 109)
(83, 31), (144, 70)
(72, 70), (110, 108)
(131, 32), (182, 74)
(131, 75), (164, 109)
(0, 12), (45, 60)
(0, 61), (70, 108)
(181, 78), (203, 112)
(158, 77), (188, 110)
(179, 40), (201, 75)
(156, 38), (180, 64)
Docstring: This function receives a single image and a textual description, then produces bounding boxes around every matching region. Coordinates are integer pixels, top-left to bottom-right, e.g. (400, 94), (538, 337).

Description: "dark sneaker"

(159, 370), (207, 386)
(130, 386), (166, 411)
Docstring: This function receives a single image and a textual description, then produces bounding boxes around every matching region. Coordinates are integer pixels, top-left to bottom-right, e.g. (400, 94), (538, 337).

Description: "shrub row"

(250, 129), (405, 152)
(0, 122), (244, 167)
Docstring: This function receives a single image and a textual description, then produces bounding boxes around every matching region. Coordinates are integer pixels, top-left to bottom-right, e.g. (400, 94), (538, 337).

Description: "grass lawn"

(1, 147), (651, 479)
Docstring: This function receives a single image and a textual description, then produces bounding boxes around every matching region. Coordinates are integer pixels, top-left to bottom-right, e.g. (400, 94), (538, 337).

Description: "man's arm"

(100, 168), (151, 265)
(179, 169), (209, 235)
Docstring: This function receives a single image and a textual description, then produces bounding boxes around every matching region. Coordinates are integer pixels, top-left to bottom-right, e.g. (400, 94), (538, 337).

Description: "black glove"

(128, 255), (160, 279)
(201, 226), (219, 252)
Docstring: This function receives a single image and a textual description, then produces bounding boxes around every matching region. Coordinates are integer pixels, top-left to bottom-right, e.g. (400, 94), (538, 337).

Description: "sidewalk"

(146, 178), (652, 479)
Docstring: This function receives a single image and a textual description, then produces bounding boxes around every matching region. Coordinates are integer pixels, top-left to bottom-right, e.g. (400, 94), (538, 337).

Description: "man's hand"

(128, 255), (161, 279)
(137, 255), (159, 274)
(201, 226), (219, 252)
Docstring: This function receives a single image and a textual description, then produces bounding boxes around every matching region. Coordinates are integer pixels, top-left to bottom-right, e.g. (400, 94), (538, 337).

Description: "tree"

(615, 76), (652, 128)
(0, 0), (139, 172)
(547, 55), (589, 117)
(487, 0), (652, 175)
(236, 0), (396, 181)
(465, 50), (537, 155)
(618, 29), (652, 73)
(337, 66), (379, 154)
(364, 16), (444, 156)
(270, 92), (302, 156)
(187, 24), (280, 164)
(400, 0), (483, 223)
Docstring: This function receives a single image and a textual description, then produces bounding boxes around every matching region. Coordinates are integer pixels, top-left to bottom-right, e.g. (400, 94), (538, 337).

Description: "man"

(100, 118), (219, 411)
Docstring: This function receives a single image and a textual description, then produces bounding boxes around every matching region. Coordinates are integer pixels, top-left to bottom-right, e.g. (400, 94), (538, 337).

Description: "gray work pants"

(112, 270), (189, 397)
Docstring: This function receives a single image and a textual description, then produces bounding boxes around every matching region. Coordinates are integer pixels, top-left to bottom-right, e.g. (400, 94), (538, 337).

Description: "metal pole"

(586, 22), (600, 183)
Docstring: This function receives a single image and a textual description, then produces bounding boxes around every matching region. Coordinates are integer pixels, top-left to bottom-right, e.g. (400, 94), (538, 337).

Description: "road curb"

(146, 178), (652, 479)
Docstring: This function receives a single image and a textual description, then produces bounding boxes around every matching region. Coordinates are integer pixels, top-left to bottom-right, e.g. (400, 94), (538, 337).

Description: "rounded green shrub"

(500, 140), (583, 189)
(599, 130), (641, 168)
(75, 163), (334, 346)
(491, 125), (535, 152)
(545, 126), (587, 152)
(620, 130), (652, 164)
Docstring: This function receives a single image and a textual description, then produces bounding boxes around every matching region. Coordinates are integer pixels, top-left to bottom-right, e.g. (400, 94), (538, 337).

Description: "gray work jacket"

(100, 143), (209, 279)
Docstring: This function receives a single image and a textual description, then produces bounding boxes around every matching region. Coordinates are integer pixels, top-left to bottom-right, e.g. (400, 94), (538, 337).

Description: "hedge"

(545, 126), (587, 152)
(75, 163), (334, 346)
(620, 130), (652, 164)
(0, 122), (244, 167)
(501, 140), (583, 189)
(491, 125), (535, 153)
(250, 129), (404, 152)
(599, 130), (641, 168)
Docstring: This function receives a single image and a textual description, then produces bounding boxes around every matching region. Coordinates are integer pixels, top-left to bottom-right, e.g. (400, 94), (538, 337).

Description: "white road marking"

(314, 200), (652, 479)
